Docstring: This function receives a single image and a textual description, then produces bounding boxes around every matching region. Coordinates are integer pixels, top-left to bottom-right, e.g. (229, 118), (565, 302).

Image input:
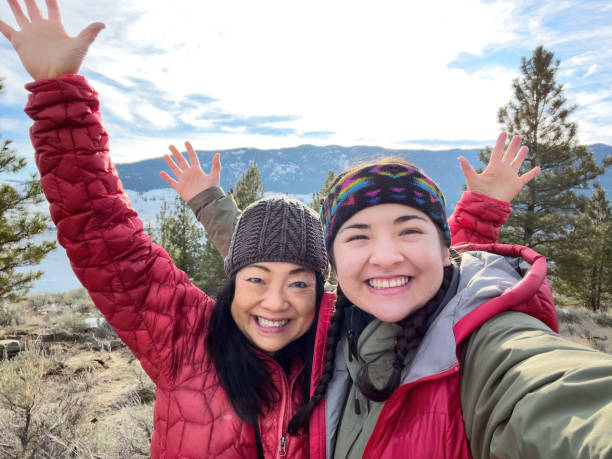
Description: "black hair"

(355, 265), (453, 401)
(287, 285), (350, 435)
(287, 265), (454, 434)
(206, 272), (325, 427)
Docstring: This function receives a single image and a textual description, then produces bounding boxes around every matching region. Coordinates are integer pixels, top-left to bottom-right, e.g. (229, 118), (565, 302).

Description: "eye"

(346, 234), (368, 242)
(290, 281), (309, 288)
(400, 228), (422, 236)
(246, 277), (264, 285)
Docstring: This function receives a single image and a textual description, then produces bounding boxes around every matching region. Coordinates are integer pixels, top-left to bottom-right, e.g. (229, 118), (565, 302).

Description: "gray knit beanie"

(224, 196), (329, 278)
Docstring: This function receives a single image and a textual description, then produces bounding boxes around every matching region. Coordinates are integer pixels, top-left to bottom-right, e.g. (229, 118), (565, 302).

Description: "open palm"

(0, 0), (104, 80)
(458, 132), (540, 202)
(160, 142), (221, 203)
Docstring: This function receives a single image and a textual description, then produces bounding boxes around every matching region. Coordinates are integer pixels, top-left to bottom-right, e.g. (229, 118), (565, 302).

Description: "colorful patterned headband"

(320, 162), (450, 250)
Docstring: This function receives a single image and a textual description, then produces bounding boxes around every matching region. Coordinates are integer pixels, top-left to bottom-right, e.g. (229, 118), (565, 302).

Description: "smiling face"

(231, 261), (318, 354)
(332, 203), (451, 323)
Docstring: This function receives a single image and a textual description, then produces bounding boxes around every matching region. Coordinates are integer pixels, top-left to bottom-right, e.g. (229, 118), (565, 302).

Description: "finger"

(24, 0), (43, 21)
(185, 141), (200, 168)
(0, 19), (16, 41)
(458, 156), (478, 185)
(520, 166), (540, 186)
(76, 22), (105, 46)
(163, 153), (182, 177)
(490, 132), (507, 164)
(502, 135), (522, 164)
(167, 144), (183, 167)
(509, 145), (529, 170)
(210, 153), (221, 179)
(45, 0), (61, 21)
(170, 143), (189, 170)
(7, 0), (30, 28)
(160, 171), (179, 189)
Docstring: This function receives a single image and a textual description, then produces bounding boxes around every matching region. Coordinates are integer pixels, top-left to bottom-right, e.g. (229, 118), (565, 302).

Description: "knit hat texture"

(225, 196), (329, 278)
(320, 161), (450, 251)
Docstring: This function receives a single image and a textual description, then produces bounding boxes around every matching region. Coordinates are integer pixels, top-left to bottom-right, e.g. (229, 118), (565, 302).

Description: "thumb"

(458, 156), (477, 184)
(211, 153), (221, 179)
(520, 166), (540, 186)
(0, 19), (15, 42)
(77, 22), (105, 46)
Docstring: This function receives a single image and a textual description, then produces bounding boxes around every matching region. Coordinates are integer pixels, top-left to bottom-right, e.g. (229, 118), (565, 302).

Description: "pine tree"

(152, 195), (206, 281)
(197, 161), (265, 297)
(230, 160), (265, 209)
(483, 46), (609, 257)
(310, 170), (336, 212)
(0, 80), (56, 302)
(196, 239), (226, 297)
(554, 185), (612, 311)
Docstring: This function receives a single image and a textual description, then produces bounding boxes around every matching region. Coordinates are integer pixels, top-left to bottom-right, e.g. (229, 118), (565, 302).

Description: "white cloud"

(79, 0), (523, 149)
(135, 102), (176, 129)
(1, 0), (611, 161)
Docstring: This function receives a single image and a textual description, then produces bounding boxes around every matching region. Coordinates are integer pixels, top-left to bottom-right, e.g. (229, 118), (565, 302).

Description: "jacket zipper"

(277, 359), (306, 457)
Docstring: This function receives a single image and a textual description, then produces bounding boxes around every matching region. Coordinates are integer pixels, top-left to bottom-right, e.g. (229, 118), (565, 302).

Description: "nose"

(368, 235), (404, 268)
(260, 286), (289, 312)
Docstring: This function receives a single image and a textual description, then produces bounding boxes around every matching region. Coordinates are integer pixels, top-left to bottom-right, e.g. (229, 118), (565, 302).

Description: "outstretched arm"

(0, 0), (104, 80)
(449, 132), (540, 245)
(2, 0), (213, 386)
(160, 145), (239, 258)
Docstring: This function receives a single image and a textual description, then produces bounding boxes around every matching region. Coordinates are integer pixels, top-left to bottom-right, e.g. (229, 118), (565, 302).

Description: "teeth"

(256, 317), (289, 328)
(368, 277), (410, 290)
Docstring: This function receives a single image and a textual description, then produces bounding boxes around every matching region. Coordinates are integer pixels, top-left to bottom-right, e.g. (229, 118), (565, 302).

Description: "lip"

(252, 315), (293, 334)
(364, 276), (412, 296)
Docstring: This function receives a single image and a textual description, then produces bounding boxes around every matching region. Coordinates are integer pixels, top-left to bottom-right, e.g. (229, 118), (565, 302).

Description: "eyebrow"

(395, 215), (428, 224)
(340, 215), (427, 233)
(249, 264), (310, 275)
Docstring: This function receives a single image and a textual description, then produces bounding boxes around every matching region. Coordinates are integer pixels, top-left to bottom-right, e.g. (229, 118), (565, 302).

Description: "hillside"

(115, 144), (612, 214)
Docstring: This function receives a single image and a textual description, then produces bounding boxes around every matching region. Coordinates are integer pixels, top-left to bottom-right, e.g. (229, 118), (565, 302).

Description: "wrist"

(465, 190), (511, 207)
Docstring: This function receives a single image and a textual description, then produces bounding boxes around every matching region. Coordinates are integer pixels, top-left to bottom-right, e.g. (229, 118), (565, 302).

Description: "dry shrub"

(90, 396), (154, 458)
(0, 341), (95, 458)
(56, 311), (90, 335)
(93, 318), (118, 340)
(557, 306), (583, 325)
(0, 303), (24, 328)
(27, 288), (94, 315)
(594, 311), (612, 328)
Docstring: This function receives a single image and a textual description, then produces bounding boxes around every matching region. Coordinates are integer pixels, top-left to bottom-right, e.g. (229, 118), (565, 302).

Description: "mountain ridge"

(115, 144), (612, 213)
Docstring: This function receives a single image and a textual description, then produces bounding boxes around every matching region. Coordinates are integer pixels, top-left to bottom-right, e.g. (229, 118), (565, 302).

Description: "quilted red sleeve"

(25, 75), (214, 388)
(448, 191), (511, 246)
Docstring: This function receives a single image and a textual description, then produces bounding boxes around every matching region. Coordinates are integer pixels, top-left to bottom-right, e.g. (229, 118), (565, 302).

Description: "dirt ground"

(0, 290), (610, 457)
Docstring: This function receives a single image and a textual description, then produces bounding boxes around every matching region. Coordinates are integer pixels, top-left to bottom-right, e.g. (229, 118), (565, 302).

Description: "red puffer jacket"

(308, 241), (557, 458)
(25, 74), (512, 459)
(25, 74), (335, 459)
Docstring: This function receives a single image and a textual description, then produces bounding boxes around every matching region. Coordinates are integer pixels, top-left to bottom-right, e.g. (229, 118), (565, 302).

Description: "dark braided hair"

(286, 286), (351, 435)
(355, 265), (454, 402)
(287, 265), (455, 435)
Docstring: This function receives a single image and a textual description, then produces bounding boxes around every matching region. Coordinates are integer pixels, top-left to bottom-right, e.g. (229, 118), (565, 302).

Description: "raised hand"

(0, 0), (104, 80)
(458, 132), (540, 203)
(160, 141), (221, 203)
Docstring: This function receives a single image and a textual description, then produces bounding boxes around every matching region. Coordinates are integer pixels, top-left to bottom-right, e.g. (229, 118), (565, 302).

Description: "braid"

(287, 288), (350, 436)
(356, 265), (454, 402)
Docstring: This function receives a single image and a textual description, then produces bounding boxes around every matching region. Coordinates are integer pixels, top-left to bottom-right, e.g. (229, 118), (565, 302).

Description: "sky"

(1, 0), (611, 166)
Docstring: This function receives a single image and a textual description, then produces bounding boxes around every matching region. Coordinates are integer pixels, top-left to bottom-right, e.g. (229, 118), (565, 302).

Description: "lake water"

(20, 231), (82, 294)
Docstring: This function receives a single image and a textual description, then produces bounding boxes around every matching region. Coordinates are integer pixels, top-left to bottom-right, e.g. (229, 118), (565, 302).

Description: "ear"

(442, 247), (452, 267)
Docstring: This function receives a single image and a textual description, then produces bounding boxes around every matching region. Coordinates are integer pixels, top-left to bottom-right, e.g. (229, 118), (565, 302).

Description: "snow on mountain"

(11, 143), (612, 293)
